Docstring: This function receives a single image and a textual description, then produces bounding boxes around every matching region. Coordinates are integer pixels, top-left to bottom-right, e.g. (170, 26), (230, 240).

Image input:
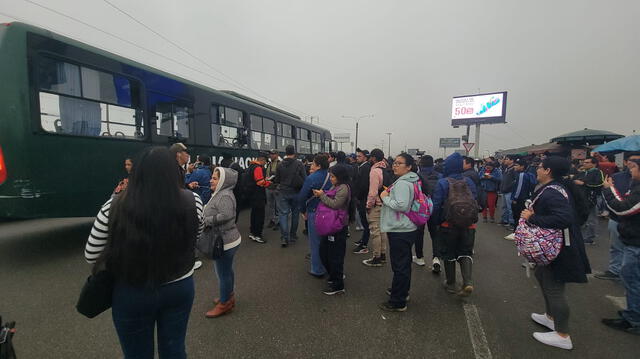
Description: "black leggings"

(535, 266), (569, 333)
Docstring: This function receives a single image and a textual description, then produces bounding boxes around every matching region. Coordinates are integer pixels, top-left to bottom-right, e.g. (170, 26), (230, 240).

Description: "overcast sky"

(2, 0), (639, 157)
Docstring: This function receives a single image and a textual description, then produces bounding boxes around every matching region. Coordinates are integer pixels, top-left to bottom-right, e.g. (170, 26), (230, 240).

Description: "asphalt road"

(1, 206), (638, 358)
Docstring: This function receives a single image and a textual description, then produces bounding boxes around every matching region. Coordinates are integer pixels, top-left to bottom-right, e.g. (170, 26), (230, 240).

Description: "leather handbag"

(76, 268), (114, 319)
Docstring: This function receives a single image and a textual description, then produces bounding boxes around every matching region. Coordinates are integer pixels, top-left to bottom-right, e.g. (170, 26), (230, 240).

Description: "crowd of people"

(84, 142), (640, 357)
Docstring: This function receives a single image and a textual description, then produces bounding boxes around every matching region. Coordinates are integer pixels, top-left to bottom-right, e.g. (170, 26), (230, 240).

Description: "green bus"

(0, 22), (334, 220)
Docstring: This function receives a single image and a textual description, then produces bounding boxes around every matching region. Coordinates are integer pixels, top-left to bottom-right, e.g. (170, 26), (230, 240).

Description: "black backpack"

(443, 178), (479, 227)
(241, 163), (258, 193)
(0, 316), (17, 359)
(423, 172), (441, 197)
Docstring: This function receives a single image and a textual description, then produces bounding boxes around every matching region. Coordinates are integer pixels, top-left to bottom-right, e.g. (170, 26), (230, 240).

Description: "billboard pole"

(474, 124), (481, 158)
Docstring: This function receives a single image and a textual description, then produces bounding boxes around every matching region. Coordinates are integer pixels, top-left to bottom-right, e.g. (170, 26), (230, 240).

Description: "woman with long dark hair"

(379, 153), (421, 312)
(85, 146), (204, 358)
(313, 164), (353, 295)
(521, 156), (590, 350)
(113, 157), (132, 195)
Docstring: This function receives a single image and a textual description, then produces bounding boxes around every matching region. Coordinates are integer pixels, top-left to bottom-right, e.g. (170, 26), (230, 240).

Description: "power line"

(100, 0), (312, 118)
(19, 0), (316, 123)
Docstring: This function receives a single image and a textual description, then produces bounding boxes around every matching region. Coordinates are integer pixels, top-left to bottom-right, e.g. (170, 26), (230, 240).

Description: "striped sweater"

(85, 192), (204, 281)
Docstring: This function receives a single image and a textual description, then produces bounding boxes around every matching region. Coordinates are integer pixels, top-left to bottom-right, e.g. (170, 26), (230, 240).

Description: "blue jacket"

(511, 171), (536, 202)
(185, 166), (212, 204)
(432, 153), (478, 225)
(298, 169), (332, 213)
(479, 167), (502, 192)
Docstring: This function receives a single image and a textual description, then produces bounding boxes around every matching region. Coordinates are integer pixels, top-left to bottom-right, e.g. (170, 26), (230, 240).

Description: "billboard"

(439, 137), (461, 148)
(333, 133), (351, 143)
(451, 91), (507, 126)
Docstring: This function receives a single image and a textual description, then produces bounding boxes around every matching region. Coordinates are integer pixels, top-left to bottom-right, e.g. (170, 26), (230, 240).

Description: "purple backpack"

(315, 185), (350, 236)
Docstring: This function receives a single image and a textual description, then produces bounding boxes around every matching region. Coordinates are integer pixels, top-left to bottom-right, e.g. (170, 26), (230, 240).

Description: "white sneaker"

(193, 260), (203, 270)
(504, 233), (516, 240)
(412, 256), (426, 266)
(248, 234), (257, 241)
(532, 331), (572, 350)
(531, 313), (555, 331)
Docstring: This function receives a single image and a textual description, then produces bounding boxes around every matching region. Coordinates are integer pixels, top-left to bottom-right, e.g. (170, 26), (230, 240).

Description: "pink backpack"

(390, 180), (433, 226)
(514, 185), (568, 265)
(315, 185), (350, 236)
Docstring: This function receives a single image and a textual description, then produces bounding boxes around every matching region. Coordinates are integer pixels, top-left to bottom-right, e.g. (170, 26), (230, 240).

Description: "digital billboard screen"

(451, 91), (507, 126)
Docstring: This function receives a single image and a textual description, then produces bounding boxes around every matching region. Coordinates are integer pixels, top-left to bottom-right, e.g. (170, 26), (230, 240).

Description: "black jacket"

(500, 166), (516, 193)
(528, 181), (591, 283)
(354, 161), (372, 200)
(603, 180), (640, 247)
(608, 170), (634, 222)
(275, 157), (307, 194)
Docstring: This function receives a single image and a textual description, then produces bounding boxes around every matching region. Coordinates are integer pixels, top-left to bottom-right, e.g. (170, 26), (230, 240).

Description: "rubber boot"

(443, 260), (457, 294)
(458, 256), (474, 297)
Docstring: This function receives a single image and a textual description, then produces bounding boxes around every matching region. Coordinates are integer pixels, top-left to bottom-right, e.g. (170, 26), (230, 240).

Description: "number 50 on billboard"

(451, 91), (507, 126)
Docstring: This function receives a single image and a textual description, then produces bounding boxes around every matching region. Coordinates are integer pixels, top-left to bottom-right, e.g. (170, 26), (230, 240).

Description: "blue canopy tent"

(593, 135), (640, 153)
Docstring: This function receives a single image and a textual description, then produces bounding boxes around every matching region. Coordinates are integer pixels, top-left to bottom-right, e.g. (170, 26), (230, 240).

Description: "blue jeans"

(608, 219), (624, 275)
(621, 245), (640, 328)
(307, 211), (326, 275)
(214, 246), (238, 303)
(501, 192), (513, 224)
(278, 192), (300, 242)
(112, 276), (194, 359)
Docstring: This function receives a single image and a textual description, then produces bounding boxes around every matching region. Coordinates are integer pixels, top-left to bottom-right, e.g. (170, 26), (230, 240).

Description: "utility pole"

(385, 132), (392, 156)
(341, 114), (374, 150)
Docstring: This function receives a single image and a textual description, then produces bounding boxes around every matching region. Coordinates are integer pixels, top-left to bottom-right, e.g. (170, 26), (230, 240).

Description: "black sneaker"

(353, 244), (369, 254)
(385, 288), (410, 301)
(379, 301), (407, 312)
(380, 253), (387, 263)
(322, 287), (345, 296)
(602, 318), (633, 332)
(594, 270), (620, 281)
(281, 241), (288, 248)
(362, 256), (384, 267)
(353, 240), (363, 246)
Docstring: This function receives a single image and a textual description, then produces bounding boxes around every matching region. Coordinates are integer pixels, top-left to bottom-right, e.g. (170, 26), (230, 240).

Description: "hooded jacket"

(432, 153), (478, 226)
(381, 172), (419, 232)
(202, 167), (241, 250)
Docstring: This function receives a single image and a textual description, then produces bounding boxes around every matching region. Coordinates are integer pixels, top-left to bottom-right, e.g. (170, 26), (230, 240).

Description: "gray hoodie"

(202, 167), (241, 250)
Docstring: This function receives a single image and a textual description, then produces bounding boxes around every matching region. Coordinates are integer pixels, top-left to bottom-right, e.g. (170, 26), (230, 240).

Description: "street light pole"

(385, 132), (392, 156)
(341, 114), (374, 150)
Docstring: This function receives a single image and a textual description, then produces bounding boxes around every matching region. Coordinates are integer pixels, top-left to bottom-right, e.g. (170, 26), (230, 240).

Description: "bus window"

(38, 58), (81, 97)
(39, 92), (142, 138)
(37, 57), (143, 139)
(213, 106), (246, 148)
(276, 122), (294, 150)
(80, 67), (132, 107)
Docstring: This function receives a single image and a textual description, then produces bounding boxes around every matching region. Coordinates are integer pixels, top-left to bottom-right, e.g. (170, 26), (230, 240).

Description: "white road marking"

(606, 295), (627, 310)
(463, 304), (493, 359)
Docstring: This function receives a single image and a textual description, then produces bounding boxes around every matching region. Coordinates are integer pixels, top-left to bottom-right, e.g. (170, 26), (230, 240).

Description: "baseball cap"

(269, 149), (279, 154)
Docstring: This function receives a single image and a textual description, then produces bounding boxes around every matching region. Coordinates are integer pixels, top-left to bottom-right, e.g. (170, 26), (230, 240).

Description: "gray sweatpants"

(535, 266), (569, 333)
